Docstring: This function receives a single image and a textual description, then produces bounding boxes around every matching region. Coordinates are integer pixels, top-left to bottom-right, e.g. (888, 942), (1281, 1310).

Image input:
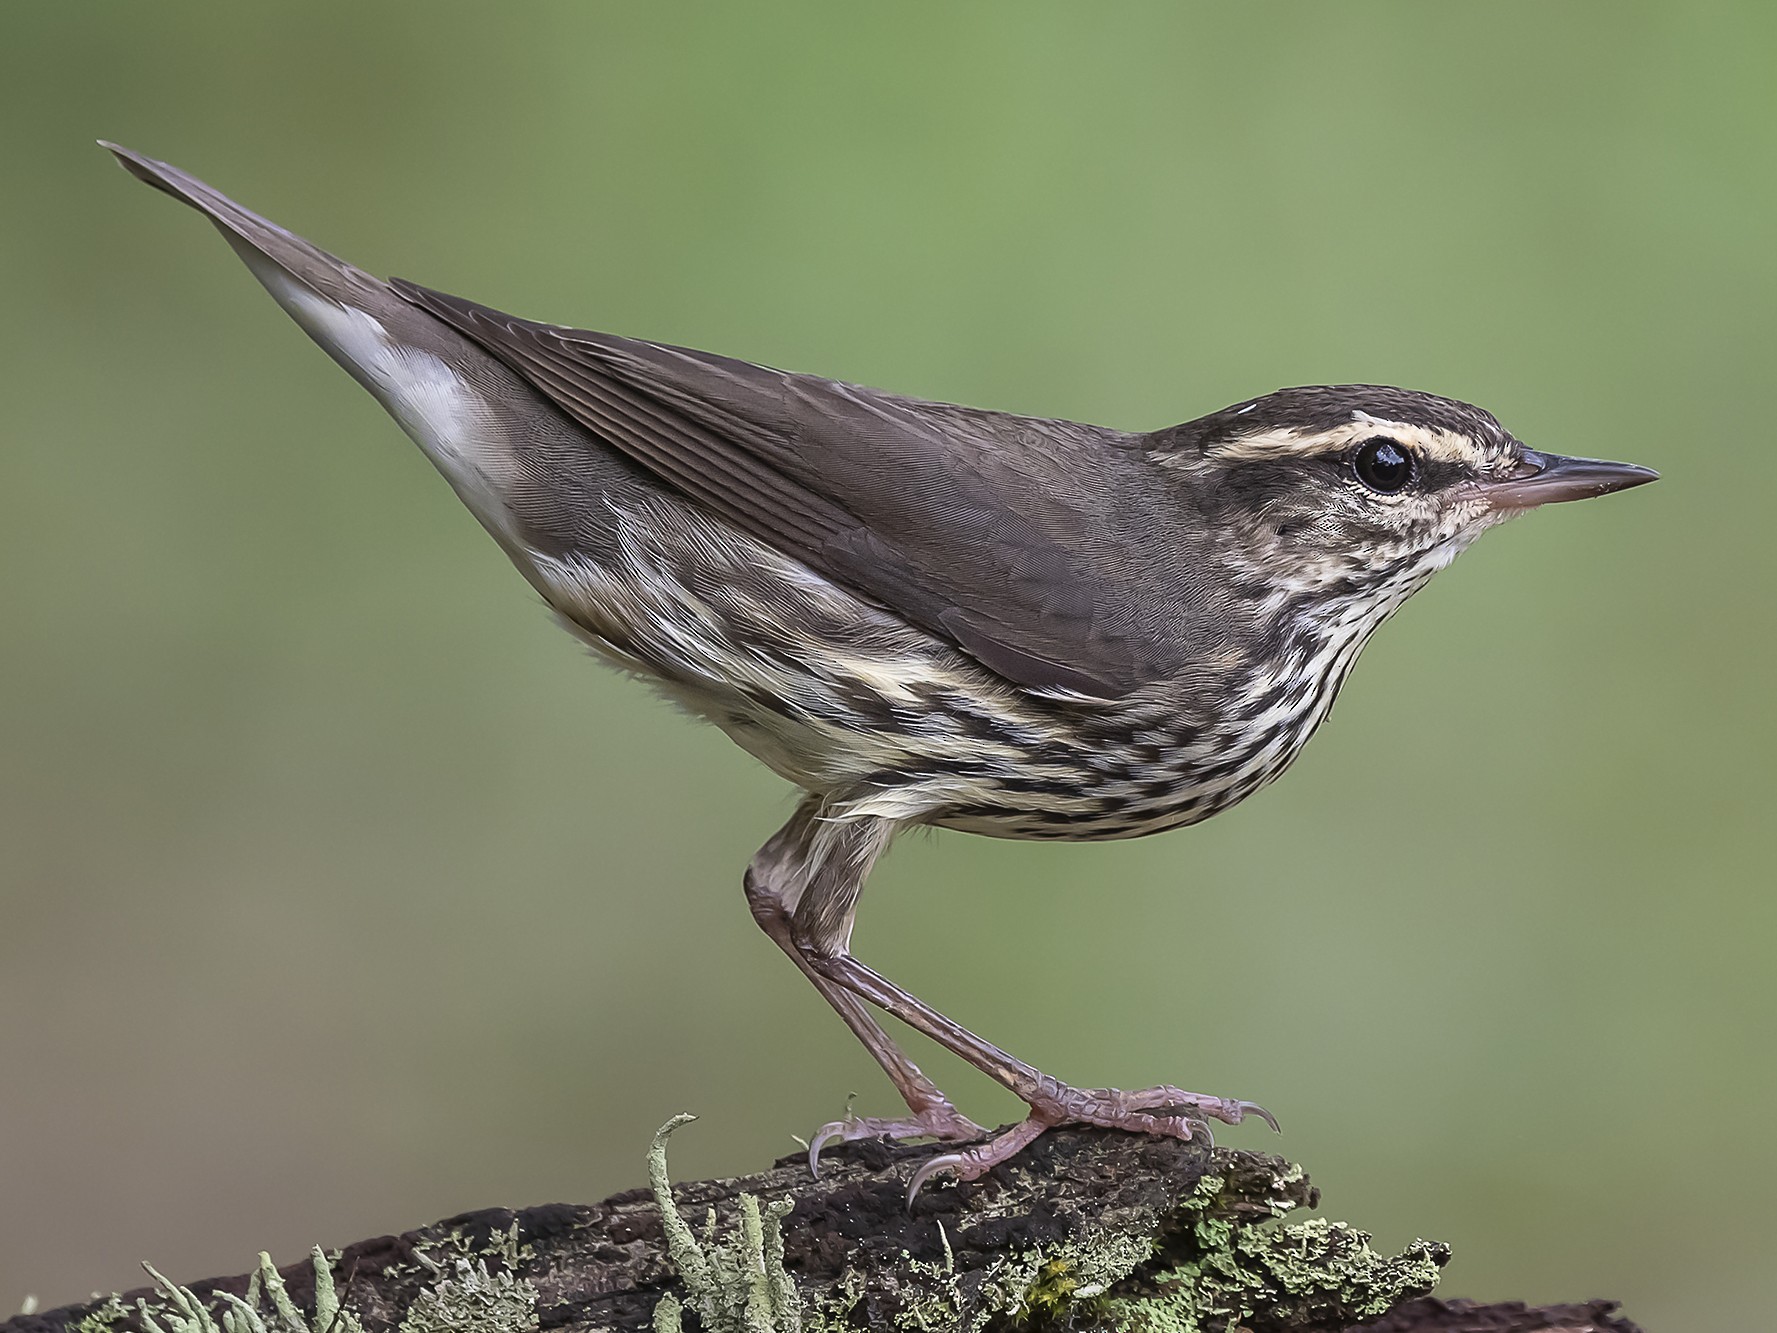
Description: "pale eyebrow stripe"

(1206, 417), (1486, 467)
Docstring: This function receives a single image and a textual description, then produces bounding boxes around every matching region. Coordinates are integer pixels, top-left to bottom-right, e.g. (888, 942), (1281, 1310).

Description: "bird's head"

(1154, 385), (1656, 617)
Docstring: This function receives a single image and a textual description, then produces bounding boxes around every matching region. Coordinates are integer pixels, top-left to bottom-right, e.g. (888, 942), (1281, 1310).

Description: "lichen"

(644, 1118), (1162, 1333)
(800, 1223), (962, 1333)
(960, 1223), (1160, 1331)
(647, 1114), (802, 1333)
(75, 1235), (538, 1333)
(396, 1249), (537, 1333)
(65, 1125), (1441, 1333)
(641, 1122), (1442, 1333)
(68, 1294), (129, 1333)
(109, 1250), (370, 1333)
(1091, 1174), (1449, 1333)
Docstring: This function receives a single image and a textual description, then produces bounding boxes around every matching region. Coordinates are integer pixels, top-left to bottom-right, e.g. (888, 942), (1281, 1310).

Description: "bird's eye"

(1352, 437), (1416, 494)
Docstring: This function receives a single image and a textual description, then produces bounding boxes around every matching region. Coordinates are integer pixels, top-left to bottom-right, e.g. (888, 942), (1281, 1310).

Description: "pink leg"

(746, 805), (985, 1175)
(808, 951), (1275, 1199)
(756, 802), (1275, 1198)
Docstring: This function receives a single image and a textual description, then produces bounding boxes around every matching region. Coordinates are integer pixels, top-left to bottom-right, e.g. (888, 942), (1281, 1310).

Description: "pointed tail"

(102, 141), (396, 314)
(101, 142), (556, 559)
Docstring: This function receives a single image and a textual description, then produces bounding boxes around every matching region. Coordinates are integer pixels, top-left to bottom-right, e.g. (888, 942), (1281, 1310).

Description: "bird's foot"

(907, 1081), (1277, 1203)
(808, 1100), (988, 1177)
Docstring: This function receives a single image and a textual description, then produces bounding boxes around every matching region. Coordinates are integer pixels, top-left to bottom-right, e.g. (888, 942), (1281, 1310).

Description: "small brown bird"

(107, 144), (1656, 1197)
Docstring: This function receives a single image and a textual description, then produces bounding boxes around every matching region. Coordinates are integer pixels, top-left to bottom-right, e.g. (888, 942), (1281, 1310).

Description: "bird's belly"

(926, 724), (1307, 841)
(927, 664), (1348, 842)
(525, 500), (1348, 839)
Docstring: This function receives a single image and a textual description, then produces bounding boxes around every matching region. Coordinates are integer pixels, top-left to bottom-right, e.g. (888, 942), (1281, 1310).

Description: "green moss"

(1020, 1257), (1080, 1319)
(975, 1227), (1159, 1330)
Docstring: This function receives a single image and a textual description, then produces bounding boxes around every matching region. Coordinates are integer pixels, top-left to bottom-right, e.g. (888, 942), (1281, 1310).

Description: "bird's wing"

(392, 281), (1199, 697)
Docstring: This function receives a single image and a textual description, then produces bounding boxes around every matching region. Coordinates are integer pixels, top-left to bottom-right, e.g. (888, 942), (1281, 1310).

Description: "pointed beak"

(1484, 450), (1659, 512)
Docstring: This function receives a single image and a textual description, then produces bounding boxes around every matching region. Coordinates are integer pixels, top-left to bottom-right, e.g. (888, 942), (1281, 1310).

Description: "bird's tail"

(102, 142), (393, 312)
(100, 139), (493, 433)
(101, 141), (563, 566)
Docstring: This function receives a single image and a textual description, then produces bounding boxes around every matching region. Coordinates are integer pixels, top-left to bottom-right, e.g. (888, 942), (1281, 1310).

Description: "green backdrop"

(2, 5), (1771, 1329)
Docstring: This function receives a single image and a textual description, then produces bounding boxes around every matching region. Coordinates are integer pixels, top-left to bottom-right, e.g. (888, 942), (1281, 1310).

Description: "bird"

(105, 143), (1657, 1199)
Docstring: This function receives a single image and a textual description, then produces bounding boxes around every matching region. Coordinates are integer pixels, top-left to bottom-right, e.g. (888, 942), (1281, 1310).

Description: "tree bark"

(4, 1123), (1642, 1333)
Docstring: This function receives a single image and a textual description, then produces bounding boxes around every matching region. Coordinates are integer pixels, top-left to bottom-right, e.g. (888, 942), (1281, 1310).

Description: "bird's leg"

(747, 801), (985, 1173)
(780, 816), (1275, 1194)
(813, 950), (1277, 1197)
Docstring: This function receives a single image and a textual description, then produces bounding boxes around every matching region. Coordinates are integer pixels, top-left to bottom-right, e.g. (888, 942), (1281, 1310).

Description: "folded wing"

(392, 281), (1203, 697)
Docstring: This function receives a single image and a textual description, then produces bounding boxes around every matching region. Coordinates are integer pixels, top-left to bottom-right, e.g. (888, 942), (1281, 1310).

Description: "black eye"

(1353, 437), (1416, 493)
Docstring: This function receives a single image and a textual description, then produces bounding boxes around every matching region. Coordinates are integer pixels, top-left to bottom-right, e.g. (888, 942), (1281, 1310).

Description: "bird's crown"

(1163, 384), (1517, 471)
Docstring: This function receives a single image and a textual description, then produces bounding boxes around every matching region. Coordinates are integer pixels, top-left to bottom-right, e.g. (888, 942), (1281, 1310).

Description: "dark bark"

(4, 1126), (1643, 1333)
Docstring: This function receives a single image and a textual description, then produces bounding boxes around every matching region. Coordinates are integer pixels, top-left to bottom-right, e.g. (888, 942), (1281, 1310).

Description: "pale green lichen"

(958, 1223), (1159, 1331)
(67, 1124), (1439, 1333)
(1093, 1173), (1446, 1333)
(104, 1250), (369, 1333)
(801, 1222), (963, 1333)
(78, 1238), (538, 1333)
(638, 1120), (1437, 1333)
(68, 1293), (130, 1333)
(397, 1248), (537, 1333)
(644, 1117), (1158, 1333)
(647, 1114), (801, 1333)
(420, 1221), (525, 1274)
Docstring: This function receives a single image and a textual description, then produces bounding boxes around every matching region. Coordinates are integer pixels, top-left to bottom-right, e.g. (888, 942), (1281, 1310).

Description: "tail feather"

(102, 141), (551, 557)
(101, 141), (388, 310)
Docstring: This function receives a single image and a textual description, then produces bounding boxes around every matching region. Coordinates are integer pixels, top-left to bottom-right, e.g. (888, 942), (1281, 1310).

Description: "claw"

(815, 1080), (1275, 1203)
(805, 1104), (988, 1180)
(904, 1114), (1048, 1207)
(1235, 1099), (1281, 1133)
(906, 1152), (966, 1207)
(807, 1121), (847, 1179)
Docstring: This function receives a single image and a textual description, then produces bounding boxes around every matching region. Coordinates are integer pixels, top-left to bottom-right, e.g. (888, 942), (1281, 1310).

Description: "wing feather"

(392, 280), (1203, 696)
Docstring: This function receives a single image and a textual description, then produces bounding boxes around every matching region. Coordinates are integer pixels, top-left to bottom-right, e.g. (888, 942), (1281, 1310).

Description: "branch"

(5, 1121), (1642, 1333)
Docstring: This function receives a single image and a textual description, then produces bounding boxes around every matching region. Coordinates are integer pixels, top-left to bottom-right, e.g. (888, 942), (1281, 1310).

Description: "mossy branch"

(6, 1124), (1642, 1333)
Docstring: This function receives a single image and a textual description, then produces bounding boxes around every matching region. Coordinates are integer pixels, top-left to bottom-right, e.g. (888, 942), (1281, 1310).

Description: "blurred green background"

(2, 3), (1771, 1328)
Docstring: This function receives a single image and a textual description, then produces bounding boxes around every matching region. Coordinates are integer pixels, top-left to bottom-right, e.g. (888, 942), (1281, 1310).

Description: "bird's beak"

(1483, 450), (1659, 512)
